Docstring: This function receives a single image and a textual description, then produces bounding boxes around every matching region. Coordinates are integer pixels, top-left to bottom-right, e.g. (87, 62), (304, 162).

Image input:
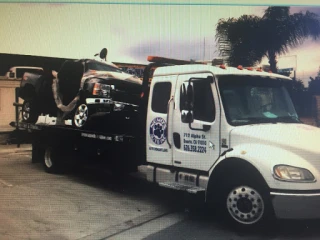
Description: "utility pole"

(294, 54), (297, 81)
(203, 37), (205, 61)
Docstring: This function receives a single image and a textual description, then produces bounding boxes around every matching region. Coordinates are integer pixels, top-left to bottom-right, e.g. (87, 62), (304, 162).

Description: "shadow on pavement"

(183, 202), (320, 239)
(28, 160), (320, 240)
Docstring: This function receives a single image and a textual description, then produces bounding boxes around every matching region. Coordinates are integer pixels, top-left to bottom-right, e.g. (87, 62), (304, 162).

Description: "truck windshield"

(218, 75), (300, 126)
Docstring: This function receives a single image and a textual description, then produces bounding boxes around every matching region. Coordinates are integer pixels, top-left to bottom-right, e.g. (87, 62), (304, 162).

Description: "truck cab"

(6, 66), (43, 79)
(143, 59), (320, 227)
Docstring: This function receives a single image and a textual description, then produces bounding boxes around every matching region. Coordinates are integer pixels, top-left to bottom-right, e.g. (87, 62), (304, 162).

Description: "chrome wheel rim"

(226, 185), (264, 225)
(74, 104), (88, 128)
(44, 148), (53, 168)
(22, 102), (30, 121)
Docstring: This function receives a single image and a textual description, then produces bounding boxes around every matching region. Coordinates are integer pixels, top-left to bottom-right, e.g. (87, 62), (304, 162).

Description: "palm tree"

(216, 7), (320, 72)
(309, 67), (320, 95)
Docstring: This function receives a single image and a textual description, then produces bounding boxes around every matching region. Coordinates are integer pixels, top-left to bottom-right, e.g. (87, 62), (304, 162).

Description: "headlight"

(92, 83), (112, 97)
(273, 165), (315, 182)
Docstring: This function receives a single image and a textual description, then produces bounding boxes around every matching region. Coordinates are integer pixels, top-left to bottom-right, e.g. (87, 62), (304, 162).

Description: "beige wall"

(0, 80), (21, 130)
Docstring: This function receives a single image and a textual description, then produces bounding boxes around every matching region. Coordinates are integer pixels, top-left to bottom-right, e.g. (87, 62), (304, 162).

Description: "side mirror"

(180, 81), (194, 123)
(181, 110), (194, 123)
(9, 71), (15, 78)
(186, 83), (194, 110)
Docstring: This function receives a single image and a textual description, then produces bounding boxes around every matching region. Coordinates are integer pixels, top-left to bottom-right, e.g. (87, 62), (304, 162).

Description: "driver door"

(172, 73), (221, 171)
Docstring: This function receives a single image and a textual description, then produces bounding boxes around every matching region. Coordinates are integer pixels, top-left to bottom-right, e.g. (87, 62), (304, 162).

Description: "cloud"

(19, 3), (66, 8)
(127, 37), (218, 64)
(290, 6), (320, 15)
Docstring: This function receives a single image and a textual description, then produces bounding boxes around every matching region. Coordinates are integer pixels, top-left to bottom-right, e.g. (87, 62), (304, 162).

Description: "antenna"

(94, 48), (108, 61)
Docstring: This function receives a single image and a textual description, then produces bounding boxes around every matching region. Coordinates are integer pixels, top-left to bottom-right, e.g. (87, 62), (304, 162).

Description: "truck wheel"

(210, 175), (274, 229)
(73, 104), (89, 128)
(22, 100), (38, 123)
(31, 142), (45, 163)
(43, 146), (63, 174)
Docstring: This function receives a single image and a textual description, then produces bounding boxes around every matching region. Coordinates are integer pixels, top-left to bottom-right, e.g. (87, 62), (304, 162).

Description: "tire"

(43, 146), (63, 174)
(21, 100), (39, 123)
(209, 173), (275, 230)
(31, 142), (45, 163)
(72, 103), (89, 128)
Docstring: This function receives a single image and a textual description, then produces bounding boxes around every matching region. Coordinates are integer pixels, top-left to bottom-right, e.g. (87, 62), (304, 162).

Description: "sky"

(1, 2), (320, 86)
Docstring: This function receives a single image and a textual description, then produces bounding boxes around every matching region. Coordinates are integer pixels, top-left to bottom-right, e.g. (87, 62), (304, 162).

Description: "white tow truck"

(11, 56), (320, 228)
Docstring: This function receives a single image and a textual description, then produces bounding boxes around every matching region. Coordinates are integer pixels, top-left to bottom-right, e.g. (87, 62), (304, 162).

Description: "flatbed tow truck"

(9, 56), (320, 228)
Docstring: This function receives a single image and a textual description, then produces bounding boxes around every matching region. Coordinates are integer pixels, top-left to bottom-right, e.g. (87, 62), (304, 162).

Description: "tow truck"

(10, 55), (320, 228)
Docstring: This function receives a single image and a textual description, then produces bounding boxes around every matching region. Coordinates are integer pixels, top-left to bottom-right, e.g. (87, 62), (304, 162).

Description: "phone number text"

(183, 144), (207, 153)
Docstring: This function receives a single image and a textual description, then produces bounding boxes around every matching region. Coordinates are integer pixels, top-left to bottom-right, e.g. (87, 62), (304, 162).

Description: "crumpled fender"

(217, 143), (320, 191)
(52, 70), (58, 79)
(52, 77), (80, 124)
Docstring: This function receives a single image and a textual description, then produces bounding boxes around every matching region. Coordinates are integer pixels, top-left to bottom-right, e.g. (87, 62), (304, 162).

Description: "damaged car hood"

(81, 70), (141, 86)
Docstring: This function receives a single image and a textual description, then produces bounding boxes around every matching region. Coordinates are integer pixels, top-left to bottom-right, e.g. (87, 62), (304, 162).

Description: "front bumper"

(271, 191), (320, 219)
(86, 97), (113, 105)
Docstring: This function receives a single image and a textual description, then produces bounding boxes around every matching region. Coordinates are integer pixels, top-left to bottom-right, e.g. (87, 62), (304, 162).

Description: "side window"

(180, 80), (215, 122)
(151, 82), (172, 113)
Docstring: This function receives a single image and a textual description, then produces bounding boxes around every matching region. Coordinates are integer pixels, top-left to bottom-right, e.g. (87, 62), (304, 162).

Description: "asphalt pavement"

(0, 145), (184, 239)
(1, 144), (320, 240)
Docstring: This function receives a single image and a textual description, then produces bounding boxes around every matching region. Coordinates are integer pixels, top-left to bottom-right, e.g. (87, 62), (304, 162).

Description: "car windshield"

(85, 61), (122, 73)
(218, 75), (300, 126)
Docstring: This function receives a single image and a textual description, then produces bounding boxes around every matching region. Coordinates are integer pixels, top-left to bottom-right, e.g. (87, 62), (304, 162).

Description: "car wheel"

(210, 174), (275, 229)
(43, 146), (63, 174)
(73, 104), (89, 128)
(22, 100), (39, 123)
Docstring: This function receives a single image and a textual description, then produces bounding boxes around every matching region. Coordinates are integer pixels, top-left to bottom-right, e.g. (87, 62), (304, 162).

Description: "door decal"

(149, 117), (167, 145)
(182, 133), (207, 153)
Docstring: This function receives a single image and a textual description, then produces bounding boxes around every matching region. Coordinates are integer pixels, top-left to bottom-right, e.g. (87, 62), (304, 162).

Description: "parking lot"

(0, 144), (189, 240)
(2, 144), (320, 240)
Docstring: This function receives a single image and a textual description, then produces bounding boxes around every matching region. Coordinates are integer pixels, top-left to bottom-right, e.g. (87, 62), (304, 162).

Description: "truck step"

(158, 182), (205, 194)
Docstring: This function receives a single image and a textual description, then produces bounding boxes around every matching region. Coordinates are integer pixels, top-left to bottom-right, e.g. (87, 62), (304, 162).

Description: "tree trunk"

(268, 50), (277, 73)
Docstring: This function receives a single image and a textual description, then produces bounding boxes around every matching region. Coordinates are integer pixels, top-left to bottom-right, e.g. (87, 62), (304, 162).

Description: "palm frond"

(215, 6), (320, 69)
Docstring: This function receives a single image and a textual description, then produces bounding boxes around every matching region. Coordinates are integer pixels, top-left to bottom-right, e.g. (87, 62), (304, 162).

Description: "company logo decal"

(149, 117), (167, 145)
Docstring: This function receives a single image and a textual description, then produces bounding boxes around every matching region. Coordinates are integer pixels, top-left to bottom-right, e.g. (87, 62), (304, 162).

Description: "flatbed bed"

(10, 121), (136, 144)
(9, 119), (143, 174)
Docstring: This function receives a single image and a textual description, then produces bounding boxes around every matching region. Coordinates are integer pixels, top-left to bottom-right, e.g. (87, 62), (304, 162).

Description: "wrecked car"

(19, 59), (142, 131)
